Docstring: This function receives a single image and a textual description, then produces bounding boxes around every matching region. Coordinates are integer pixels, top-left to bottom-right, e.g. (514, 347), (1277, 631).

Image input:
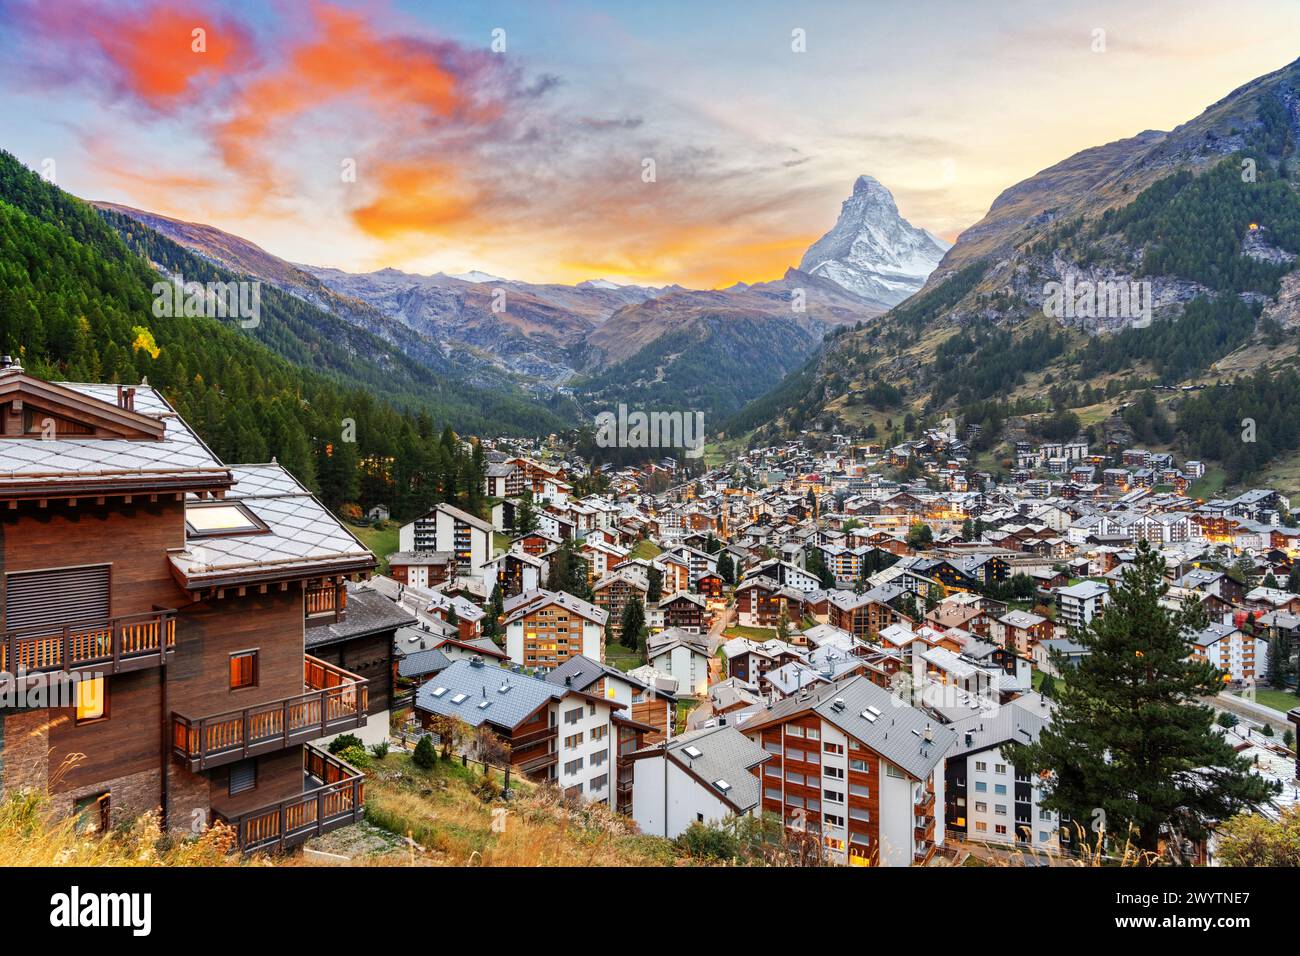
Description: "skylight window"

(478, 700), (492, 710)
(683, 745), (703, 759)
(714, 779), (732, 793)
(431, 687), (449, 697)
(861, 710), (879, 722)
(450, 693), (468, 705)
(186, 502), (266, 537)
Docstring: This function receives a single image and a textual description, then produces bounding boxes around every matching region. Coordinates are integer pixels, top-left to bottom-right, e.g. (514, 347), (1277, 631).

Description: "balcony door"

(5, 564), (110, 634)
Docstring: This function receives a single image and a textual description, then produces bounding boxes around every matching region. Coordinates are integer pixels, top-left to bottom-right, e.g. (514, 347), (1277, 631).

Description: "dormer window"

(186, 502), (267, 537)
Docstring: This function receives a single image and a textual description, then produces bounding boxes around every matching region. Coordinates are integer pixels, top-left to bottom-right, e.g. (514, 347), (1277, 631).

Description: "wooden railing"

(216, 745), (365, 853)
(172, 656), (368, 770)
(0, 610), (176, 676)
(305, 586), (344, 618)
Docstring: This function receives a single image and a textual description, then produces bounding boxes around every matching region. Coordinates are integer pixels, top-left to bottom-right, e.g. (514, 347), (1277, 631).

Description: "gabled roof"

(743, 674), (955, 781)
(631, 724), (771, 813)
(0, 376), (233, 498)
(415, 657), (594, 730)
(503, 588), (609, 627)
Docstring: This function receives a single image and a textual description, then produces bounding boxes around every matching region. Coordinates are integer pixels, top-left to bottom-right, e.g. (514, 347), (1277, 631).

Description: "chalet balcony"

(172, 655), (368, 771)
(0, 609), (176, 678)
(215, 745), (364, 853)
(515, 751), (559, 776)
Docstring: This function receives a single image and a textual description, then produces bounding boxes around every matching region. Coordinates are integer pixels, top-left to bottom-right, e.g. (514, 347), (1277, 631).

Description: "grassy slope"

(346, 522), (400, 573)
(361, 752), (687, 866)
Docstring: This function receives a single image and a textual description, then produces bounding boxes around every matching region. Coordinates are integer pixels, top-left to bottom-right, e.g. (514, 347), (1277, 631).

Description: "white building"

(646, 627), (712, 697)
(944, 694), (1060, 850)
(1054, 580), (1110, 630)
(630, 725), (771, 838)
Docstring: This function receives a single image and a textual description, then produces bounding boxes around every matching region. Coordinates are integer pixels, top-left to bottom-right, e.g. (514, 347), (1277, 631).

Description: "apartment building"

(1188, 621), (1268, 684)
(414, 657), (620, 801)
(742, 675), (956, 866)
(397, 502), (493, 578)
(503, 589), (607, 667)
(0, 369), (374, 851)
(1054, 580), (1110, 630)
(944, 695), (1060, 850)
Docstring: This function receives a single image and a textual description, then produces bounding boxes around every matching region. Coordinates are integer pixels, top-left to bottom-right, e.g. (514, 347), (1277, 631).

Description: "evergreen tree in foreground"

(1006, 540), (1275, 858)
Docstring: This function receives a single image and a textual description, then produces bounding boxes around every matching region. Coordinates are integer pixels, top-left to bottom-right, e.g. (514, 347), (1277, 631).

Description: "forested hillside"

(729, 58), (1300, 491)
(0, 151), (499, 521)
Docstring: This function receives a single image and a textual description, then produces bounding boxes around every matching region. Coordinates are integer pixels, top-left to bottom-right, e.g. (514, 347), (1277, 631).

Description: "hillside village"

(0, 359), (1295, 871)
(353, 425), (1300, 866)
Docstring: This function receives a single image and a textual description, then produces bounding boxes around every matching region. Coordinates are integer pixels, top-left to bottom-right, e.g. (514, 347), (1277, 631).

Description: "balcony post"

(60, 625), (70, 671)
(317, 788), (326, 837)
(320, 689), (328, 737)
(241, 708), (250, 760)
(283, 699), (291, 748)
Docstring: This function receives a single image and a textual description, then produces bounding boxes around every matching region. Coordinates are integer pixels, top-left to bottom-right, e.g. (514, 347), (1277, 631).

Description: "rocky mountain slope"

(798, 175), (950, 307)
(99, 173), (938, 424)
(734, 57), (1300, 486)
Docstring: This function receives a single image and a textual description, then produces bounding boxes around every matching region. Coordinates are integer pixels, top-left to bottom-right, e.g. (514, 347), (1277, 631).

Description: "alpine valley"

(729, 56), (1300, 496)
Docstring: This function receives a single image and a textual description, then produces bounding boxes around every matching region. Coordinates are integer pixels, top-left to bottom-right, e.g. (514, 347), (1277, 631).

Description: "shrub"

(675, 821), (739, 860)
(338, 745), (371, 769)
(474, 775), (502, 802)
(370, 741), (391, 759)
(328, 734), (364, 755)
(413, 735), (437, 769)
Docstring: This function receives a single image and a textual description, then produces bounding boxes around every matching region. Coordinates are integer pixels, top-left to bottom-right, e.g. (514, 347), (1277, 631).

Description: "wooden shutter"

(5, 565), (110, 633)
(228, 760), (257, 796)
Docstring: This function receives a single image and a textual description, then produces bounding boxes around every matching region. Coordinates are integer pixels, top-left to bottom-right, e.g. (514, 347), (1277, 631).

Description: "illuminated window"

(230, 650), (258, 689)
(186, 502), (267, 537)
(75, 676), (107, 723)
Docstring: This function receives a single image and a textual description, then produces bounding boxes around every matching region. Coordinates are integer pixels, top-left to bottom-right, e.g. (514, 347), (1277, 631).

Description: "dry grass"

(0, 790), (246, 867)
(360, 753), (686, 866)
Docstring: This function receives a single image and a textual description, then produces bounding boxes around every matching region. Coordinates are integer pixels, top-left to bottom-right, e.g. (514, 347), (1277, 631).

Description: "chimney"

(117, 385), (136, 411)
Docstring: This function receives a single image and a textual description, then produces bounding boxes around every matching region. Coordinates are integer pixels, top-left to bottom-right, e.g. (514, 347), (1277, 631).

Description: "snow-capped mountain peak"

(798, 175), (950, 308)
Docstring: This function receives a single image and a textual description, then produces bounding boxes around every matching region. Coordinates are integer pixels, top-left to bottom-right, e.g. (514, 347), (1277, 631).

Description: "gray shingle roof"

(944, 692), (1054, 759)
(0, 382), (227, 485)
(414, 657), (575, 729)
(748, 674), (956, 781)
(398, 647), (452, 679)
(171, 463), (373, 582)
(641, 724), (771, 812)
(305, 585), (414, 649)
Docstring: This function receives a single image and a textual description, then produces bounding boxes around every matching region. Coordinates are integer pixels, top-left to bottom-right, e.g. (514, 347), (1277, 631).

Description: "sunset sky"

(1, 0), (1298, 287)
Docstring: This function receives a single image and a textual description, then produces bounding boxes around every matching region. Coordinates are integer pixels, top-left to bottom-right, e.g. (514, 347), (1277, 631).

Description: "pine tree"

(717, 551), (735, 586)
(514, 490), (538, 535)
(620, 596), (645, 652)
(1006, 540), (1276, 856)
(647, 565), (663, 603)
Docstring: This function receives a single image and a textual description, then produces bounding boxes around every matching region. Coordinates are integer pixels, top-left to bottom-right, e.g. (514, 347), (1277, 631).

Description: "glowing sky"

(1, 0), (1297, 287)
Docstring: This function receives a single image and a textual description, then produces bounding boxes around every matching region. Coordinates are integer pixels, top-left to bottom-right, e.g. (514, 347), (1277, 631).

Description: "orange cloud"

(351, 162), (479, 237)
(12, 0), (253, 107)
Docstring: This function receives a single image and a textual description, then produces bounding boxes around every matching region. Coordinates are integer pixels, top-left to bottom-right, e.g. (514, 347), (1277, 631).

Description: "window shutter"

(229, 760), (257, 796)
(6, 565), (110, 633)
